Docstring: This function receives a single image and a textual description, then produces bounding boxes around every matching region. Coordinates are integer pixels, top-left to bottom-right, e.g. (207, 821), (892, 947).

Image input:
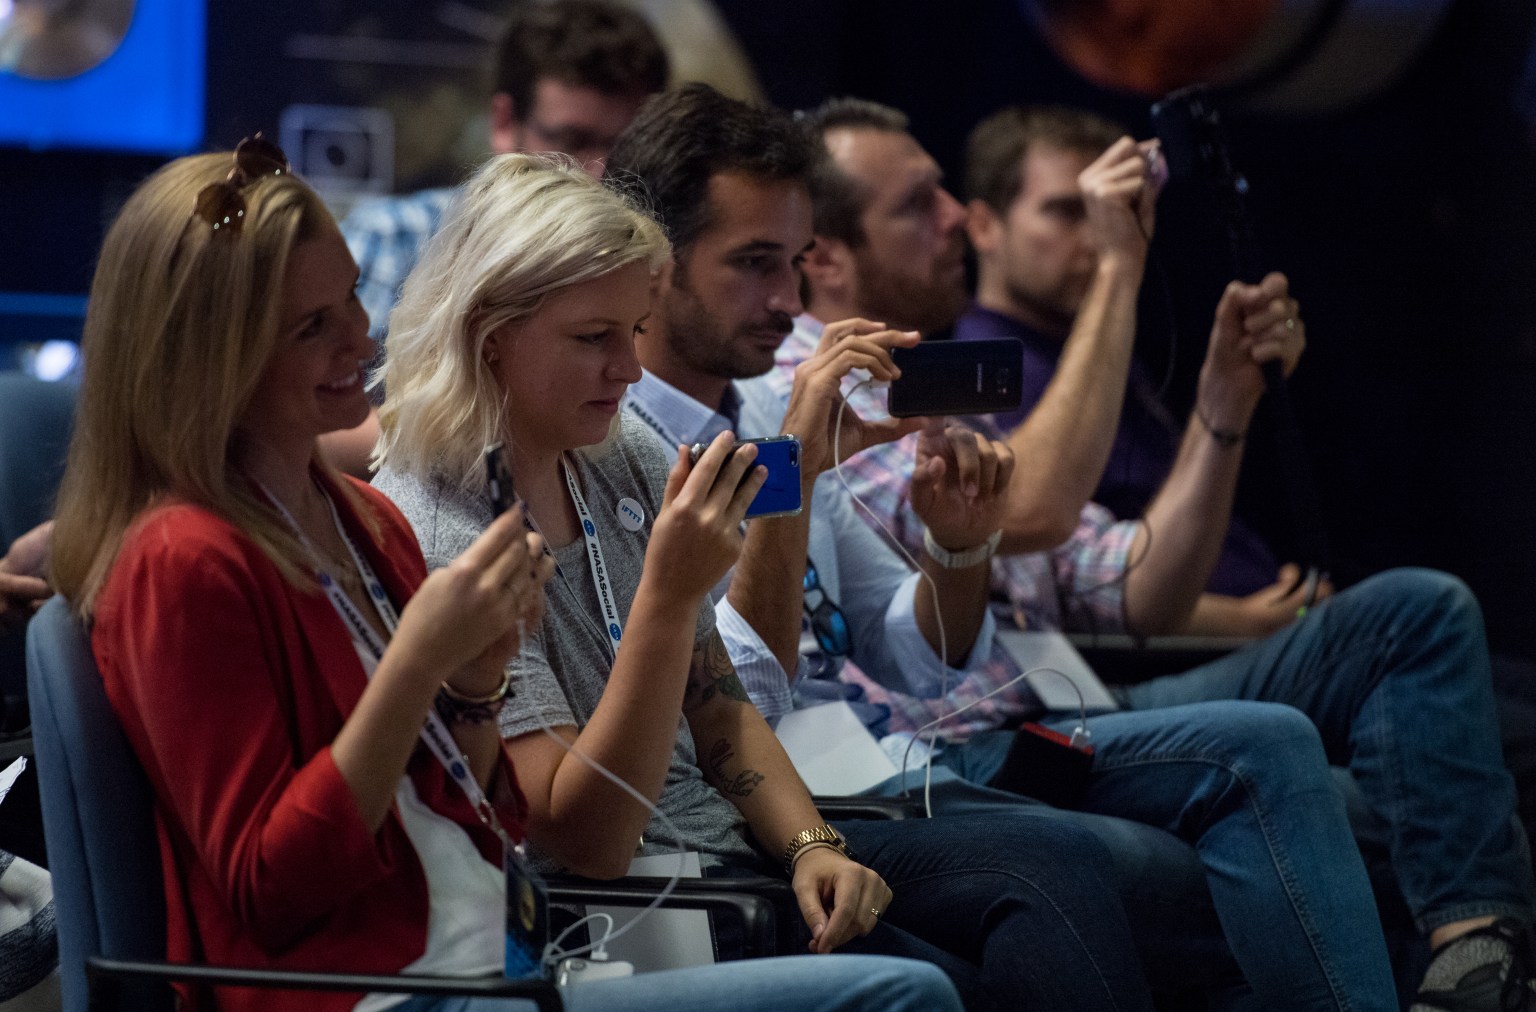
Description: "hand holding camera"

(1079, 136), (1166, 264)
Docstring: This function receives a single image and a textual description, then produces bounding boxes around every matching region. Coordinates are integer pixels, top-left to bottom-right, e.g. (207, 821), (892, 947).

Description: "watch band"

(922, 528), (1002, 570)
(783, 824), (851, 872)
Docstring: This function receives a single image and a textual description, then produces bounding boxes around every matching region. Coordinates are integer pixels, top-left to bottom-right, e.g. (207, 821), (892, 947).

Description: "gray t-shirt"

(373, 415), (757, 868)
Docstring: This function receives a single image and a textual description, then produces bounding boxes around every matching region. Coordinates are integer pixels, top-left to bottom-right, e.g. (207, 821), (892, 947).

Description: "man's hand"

(910, 421), (1014, 551)
(1197, 272), (1305, 432)
(783, 318), (924, 478)
(1080, 136), (1165, 266)
(1184, 564), (1335, 638)
(790, 846), (893, 954)
(0, 521), (53, 627)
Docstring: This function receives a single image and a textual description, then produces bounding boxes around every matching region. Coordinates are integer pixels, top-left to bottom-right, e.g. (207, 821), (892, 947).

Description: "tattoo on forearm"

(683, 633), (751, 711)
(706, 737), (766, 798)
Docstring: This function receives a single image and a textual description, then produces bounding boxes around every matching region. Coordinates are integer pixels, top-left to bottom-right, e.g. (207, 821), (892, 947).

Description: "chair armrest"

(85, 957), (563, 1012)
(545, 876), (792, 960)
(812, 795), (924, 821)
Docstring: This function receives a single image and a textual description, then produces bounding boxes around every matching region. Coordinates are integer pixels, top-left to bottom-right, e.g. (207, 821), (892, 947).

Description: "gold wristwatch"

(782, 824), (853, 872)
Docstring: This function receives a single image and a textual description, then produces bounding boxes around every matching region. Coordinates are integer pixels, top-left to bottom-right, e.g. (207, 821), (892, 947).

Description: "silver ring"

(870, 907), (881, 918)
(1285, 317), (1297, 331)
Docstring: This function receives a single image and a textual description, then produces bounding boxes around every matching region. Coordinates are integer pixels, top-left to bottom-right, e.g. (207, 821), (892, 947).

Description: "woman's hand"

(451, 528), (557, 696)
(791, 847), (893, 954)
(645, 430), (766, 602)
(393, 506), (553, 694)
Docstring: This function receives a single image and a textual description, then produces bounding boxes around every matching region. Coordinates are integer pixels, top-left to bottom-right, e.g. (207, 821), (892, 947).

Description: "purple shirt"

(955, 303), (1280, 596)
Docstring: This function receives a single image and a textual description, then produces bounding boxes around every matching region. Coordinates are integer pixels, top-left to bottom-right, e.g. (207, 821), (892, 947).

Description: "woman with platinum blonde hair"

(375, 153), (669, 488)
(49, 142), (957, 1012)
(373, 153), (1158, 1010)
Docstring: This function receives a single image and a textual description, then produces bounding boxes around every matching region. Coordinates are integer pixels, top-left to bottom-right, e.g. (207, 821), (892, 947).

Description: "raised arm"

(334, 507), (549, 828)
(99, 506), (542, 951)
(1123, 273), (1305, 635)
(725, 318), (921, 676)
(908, 422), (1015, 662)
(994, 138), (1164, 552)
(506, 432), (767, 878)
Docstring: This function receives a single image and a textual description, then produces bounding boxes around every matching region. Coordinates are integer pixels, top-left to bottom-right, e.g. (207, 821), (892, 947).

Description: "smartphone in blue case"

(690, 435), (802, 519)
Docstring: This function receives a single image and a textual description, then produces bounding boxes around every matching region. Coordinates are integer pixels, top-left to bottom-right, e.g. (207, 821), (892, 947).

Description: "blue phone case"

(743, 436), (802, 519)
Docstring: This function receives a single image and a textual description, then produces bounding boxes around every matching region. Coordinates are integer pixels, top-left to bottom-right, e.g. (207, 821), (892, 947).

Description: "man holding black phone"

(603, 83), (1462, 1010)
(609, 84), (1014, 717)
(790, 95), (1536, 1012)
(959, 104), (1315, 635)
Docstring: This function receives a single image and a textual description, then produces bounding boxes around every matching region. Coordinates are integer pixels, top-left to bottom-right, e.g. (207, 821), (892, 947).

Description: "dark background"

(3, 0), (1536, 658)
(717, 0), (1536, 659)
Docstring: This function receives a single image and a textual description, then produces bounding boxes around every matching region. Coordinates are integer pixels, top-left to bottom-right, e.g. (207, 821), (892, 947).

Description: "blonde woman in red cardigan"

(47, 139), (961, 1012)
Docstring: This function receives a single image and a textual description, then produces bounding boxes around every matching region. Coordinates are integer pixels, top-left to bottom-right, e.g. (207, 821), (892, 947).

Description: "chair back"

(0, 372), (75, 548)
(0, 372), (76, 703)
(26, 596), (169, 1012)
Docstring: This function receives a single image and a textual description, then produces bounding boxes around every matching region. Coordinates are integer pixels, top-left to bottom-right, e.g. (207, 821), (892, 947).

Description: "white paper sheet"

(996, 630), (1121, 712)
(585, 851), (715, 971)
(0, 756), (25, 808)
(775, 701), (899, 795)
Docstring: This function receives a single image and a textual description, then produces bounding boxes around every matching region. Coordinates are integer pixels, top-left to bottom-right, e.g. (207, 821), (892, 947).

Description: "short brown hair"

(964, 105), (1123, 212)
(799, 96), (909, 248)
(494, 0), (669, 116)
(604, 83), (819, 256)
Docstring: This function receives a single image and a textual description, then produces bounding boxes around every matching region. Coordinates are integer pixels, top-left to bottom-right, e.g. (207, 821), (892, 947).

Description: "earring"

(485, 350), (499, 366)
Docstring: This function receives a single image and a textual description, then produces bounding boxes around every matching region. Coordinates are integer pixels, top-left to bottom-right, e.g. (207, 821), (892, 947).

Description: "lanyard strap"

(260, 480), (510, 848)
(560, 457), (624, 659)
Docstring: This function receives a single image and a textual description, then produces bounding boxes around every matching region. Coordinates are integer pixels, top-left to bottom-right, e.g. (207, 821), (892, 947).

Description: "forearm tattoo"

(706, 737), (766, 798)
(682, 633), (752, 712)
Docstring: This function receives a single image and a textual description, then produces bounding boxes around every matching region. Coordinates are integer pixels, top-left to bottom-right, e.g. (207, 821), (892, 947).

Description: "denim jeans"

(933, 702), (1398, 1010)
(832, 812), (1155, 1011)
(1120, 568), (1535, 933)
(392, 954), (961, 1012)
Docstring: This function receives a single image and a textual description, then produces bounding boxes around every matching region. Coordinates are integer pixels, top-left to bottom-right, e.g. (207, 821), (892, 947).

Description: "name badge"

(505, 844), (550, 979)
(616, 497), (645, 532)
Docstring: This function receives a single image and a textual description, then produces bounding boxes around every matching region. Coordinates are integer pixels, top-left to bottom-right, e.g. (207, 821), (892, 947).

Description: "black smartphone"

(688, 435), (802, 519)
(887, 338), (1025, 418)
(485, 443), (516, 517)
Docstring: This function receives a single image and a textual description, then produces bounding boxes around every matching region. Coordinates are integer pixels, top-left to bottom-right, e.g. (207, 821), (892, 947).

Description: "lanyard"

(560, 457), (624, 660)
(260, 480), (511, 849)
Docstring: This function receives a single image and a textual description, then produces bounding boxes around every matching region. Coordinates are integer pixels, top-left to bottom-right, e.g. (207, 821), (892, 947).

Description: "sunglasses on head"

(193, 133), (292, 235)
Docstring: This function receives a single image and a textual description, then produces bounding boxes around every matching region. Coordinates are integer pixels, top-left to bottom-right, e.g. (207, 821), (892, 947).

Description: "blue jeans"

(933, 702), (1398, 1010)
(868, 766), (1242, 995)
(832, 812), (1154, 1011)
(1120, 568), (1535, 934)
(393, 954), (960, 1012)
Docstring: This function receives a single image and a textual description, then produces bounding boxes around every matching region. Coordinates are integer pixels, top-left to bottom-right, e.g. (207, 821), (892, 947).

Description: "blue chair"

(26, 595), (564, 1012)
(25, 595), (791, 1011)
(0, 371), (75, 550)
(0, 371), (75, 723)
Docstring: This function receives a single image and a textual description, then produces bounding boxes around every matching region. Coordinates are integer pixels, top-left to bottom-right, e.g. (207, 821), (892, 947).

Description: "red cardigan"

(93, 475), (527, 1012)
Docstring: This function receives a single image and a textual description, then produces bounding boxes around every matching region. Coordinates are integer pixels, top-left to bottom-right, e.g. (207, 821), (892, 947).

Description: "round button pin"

(616, 497), (645, 532)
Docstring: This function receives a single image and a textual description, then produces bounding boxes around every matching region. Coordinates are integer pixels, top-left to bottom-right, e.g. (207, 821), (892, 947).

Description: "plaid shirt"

(339, 187), (459, 343)
(735, 314), (1133, 738)
(766, 317), (1141, 635)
